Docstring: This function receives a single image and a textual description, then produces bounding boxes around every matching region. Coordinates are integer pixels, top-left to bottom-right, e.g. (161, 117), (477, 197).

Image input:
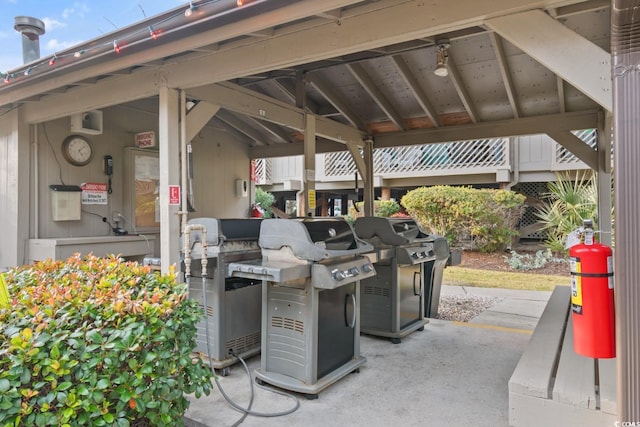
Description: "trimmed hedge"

(401, 186), (525, 252)
(0, 254), (213, 427)
(348, 200), (402, 218)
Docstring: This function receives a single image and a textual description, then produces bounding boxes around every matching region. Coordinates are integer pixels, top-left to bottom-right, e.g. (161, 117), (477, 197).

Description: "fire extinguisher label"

(607, 255), (614, 289)
(570, 257), (583, 314)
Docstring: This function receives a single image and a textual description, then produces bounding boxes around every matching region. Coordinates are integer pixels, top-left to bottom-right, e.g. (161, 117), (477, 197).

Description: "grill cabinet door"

(317, 284), (356, 378)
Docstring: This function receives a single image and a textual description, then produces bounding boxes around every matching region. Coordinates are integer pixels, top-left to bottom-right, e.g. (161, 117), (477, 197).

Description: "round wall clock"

(61, 135), (93, 166)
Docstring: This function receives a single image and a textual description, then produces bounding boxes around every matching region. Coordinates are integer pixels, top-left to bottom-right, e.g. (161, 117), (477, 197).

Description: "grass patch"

(443, 267), (569, 292)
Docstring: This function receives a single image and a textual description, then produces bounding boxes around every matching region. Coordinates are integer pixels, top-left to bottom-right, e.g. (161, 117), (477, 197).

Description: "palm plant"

(536, 171), (598, 252)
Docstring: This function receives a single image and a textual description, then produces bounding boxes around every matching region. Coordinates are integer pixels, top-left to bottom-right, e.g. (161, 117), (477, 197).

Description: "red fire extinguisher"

(569, 219), (615, 358)
(250, 203), (263, 218)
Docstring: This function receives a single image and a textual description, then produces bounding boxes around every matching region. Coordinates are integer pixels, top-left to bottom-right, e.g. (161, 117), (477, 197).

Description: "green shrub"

(348, 200), (401, 218)
(0, 254), (213, 427)
(255, 187), (276, 218)
(504, 249), (568, 271)
(401, 185), (525, 252)
(536, 172), (598, 252)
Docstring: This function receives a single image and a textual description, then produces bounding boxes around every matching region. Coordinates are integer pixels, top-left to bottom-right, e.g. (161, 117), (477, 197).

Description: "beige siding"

(26, 104), (249, 262)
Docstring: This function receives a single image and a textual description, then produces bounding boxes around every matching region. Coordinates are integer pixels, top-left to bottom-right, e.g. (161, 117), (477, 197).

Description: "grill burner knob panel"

(313, 258), (377, 289)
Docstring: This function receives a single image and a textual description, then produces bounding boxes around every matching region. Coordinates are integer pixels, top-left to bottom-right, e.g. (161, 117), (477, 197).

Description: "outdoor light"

(185, 1), (196, 17)
(434, 42), (450, 77)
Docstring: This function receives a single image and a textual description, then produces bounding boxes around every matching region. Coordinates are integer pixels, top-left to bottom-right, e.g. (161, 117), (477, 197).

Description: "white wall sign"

(81, 182), (108, 205)
(135, 131), (156, 148)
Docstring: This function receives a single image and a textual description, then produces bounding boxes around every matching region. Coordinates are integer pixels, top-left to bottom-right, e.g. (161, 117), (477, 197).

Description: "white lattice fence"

(253, 158), (272, 185)
(323, 138), (508, 177)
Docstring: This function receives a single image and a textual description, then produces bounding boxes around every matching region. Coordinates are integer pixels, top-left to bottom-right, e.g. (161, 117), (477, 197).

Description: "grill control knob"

(349, 267), (360, 276)
(362, 263), (373, 273)
(411, 252), (419, 259)
(332, 270), (346, 281)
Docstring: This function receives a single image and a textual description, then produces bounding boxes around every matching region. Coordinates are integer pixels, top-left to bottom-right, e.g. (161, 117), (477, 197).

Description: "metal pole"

(612, 0), (640, 420)
(180, 90), (189, 234)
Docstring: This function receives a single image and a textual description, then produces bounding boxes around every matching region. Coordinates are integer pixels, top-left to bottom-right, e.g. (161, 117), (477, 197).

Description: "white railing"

(253, 158), (272, 185)
(255, 130), (597, 185)
(324, 138), (509, 178)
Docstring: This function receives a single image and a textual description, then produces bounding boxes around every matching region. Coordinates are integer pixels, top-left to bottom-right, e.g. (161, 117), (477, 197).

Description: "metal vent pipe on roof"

(13, 16), (45, 65)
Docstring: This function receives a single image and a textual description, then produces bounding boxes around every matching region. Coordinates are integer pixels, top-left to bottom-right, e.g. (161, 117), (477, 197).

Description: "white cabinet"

(27, 235), (155, 264)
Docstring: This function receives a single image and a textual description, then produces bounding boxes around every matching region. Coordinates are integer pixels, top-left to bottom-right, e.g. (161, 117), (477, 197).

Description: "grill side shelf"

(228, 260), (311, 282)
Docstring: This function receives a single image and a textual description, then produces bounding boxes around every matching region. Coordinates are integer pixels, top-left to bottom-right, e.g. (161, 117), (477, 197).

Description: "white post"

(158, 86), (182, 276)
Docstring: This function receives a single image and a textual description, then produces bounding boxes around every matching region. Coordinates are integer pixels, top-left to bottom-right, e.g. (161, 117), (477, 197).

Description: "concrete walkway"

(440, 285), (554, 331)
(184, 285), (561, 427)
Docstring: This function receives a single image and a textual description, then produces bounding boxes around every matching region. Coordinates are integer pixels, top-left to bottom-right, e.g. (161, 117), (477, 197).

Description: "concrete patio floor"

(184, 285), (557, 427)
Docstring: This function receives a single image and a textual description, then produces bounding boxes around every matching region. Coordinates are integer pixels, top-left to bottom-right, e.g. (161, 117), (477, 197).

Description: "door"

(397, 262), (422, 329)
(317, 283), (356, 378)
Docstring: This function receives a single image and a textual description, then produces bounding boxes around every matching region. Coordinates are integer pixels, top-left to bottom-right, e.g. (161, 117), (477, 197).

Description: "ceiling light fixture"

(434, 42), (450, 77)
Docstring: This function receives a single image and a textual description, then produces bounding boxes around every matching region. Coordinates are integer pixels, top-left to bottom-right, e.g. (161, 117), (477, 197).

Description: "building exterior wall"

(0, 102), (250, 267)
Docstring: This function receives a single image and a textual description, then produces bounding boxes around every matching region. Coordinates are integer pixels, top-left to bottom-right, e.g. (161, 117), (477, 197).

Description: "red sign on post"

(169, 185), (181, 205)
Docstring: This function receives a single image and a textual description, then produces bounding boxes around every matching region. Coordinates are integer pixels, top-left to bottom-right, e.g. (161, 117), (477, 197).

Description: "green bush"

(255, 187), (275, 218)
(348, 200), (401, 219)
(536, 172), (599, 252)
(401, 185), (525, 252)
(0, 254), (213, 427)
(504, 249), (568, 271)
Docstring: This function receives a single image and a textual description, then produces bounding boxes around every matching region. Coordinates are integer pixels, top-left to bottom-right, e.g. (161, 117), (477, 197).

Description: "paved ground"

(184, 285), (561, 427)
(440, 285), (553, 330)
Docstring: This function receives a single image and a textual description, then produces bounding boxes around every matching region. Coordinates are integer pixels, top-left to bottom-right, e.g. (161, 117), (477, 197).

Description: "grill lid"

(354, 217), (429, 246)
(259, 218), (374, 261)
(184, 217), (263, 247)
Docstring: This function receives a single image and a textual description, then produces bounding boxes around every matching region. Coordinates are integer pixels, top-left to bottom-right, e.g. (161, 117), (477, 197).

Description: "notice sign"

(135, 131), (156, 148)
(81, 182), (108, 205)
(308, 190), (316, 210)
(169, 185), (181, 205)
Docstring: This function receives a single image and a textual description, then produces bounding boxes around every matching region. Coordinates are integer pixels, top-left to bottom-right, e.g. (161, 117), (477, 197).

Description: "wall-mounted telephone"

(104, 155), (113, 194)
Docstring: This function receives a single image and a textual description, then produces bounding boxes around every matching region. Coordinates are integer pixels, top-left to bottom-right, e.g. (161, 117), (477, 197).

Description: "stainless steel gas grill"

(354, 217), (450, 343)
(228, 217), (376, 399)
(182, 218), (263, 376)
